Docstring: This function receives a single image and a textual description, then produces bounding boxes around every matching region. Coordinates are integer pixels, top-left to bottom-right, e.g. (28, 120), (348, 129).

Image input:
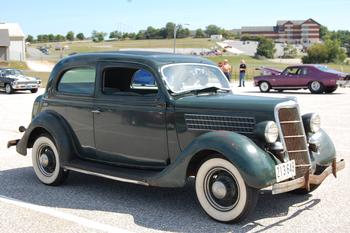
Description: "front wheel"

(195, 158), (258, 223)
(30, 88), (38, 93)
(32, 135), (68, 185)
(309, 81), (324, 94)
(5, 84), (13, 94)
(259, 81), (271, 93)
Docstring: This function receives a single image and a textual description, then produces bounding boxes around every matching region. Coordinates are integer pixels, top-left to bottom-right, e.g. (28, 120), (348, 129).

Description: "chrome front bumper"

(12, 83), (40, 90)
(272, 159), (345, 194)
(337, 80), (350, 87)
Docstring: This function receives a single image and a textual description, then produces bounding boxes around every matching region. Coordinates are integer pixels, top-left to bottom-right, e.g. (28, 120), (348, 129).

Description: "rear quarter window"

(57, 68), (96, 95)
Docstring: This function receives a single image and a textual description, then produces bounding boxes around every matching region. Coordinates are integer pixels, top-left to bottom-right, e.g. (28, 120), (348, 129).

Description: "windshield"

(5, 69), (23, 76)
(161, 63), (230, 94)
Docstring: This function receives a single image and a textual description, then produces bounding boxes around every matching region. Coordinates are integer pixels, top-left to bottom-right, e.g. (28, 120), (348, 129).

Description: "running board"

(62, 159), (161, 186)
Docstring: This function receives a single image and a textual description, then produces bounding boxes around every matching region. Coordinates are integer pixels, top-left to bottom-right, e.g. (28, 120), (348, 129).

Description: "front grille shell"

(274, 101), (311, 178)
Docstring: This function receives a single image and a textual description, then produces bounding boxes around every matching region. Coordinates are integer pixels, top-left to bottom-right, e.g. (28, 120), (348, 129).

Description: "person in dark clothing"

(238, 59), (246, 87)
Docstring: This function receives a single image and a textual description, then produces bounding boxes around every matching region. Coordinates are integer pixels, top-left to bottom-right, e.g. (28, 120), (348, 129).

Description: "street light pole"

(173, 23), (189, 54)
(173, 24), (178, 54)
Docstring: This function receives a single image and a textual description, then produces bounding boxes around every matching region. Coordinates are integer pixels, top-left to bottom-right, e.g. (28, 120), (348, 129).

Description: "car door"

(278, 67), (303, 87)
(296, 67), (310, 87)
(93, 62), (168, 169)
(49, 66), (96, 154)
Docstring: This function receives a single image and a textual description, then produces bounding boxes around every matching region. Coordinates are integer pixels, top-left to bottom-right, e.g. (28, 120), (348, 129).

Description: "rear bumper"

(272, 159), (345, 194)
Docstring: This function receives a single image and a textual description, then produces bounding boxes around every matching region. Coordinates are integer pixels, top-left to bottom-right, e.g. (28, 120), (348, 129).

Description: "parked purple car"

(254, 65), (349, 94)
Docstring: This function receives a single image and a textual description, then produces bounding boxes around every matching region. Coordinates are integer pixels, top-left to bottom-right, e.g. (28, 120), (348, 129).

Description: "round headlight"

(310, 113), (321, 133)
(264, 121), (279, 143)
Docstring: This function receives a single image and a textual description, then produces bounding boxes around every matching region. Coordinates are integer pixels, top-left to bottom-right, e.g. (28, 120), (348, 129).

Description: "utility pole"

(173, 23), (189, 54)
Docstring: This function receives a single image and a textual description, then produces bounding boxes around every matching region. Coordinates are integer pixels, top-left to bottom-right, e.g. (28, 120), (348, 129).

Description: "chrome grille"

(184, 114), (255, 134)
(17, 81), (38, 84)
(276, 103), (311, 178)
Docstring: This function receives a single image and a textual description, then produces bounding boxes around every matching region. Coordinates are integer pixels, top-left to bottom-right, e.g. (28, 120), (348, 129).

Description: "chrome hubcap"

(37, 145), (56, 177)
(204, 168), (240, 211)
(311, 81), (320, 90)
(261, 82), (268, 91)
(5, 85), (11, 93)
(211, 181), (227, 199)
(39, 153), (49, 167)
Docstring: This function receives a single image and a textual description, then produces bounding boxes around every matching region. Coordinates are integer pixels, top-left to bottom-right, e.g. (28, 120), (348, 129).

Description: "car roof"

(55, 51), (215, 68)
(287, 64), (321, 69)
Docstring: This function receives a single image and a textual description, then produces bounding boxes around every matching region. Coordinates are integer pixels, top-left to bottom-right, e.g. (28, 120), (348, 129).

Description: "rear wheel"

(308, 81), (324, 94)
(195, 158), (258, 223)
(32, 135), (68, 185)
(5, 84), (13, 94)
(259, 81), (271, 93)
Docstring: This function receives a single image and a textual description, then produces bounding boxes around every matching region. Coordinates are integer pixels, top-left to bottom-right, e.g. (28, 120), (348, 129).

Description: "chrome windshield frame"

(160, 63), (231, 94)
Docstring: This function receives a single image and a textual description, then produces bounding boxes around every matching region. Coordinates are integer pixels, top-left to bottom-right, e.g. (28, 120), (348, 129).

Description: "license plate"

(275, 160), (296, 182)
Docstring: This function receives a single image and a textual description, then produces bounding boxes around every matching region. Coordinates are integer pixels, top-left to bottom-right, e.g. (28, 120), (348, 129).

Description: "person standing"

(222, 59), (232, 82)
(239, 59), (247, 87)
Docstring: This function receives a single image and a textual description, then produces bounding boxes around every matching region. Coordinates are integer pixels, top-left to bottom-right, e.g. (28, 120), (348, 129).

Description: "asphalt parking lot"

(0, 84), (349, 233)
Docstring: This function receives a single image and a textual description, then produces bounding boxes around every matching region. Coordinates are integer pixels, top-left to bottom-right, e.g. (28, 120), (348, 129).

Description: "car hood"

(175, 93), (294, 117)
(8, 75), (38, 81)
(174, 93), (297, 150)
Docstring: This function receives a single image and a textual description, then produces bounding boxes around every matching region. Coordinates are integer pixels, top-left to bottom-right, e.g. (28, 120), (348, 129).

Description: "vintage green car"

(8, 52), (344, 223)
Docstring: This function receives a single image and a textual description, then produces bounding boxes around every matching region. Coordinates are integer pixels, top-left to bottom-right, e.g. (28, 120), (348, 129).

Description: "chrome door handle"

(91, 109), (101, 113)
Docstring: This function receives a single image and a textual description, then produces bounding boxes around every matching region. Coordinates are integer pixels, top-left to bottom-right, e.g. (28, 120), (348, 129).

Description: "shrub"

(302, 40), (347, 64)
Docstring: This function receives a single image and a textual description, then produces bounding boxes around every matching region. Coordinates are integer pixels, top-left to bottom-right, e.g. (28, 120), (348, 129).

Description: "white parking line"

(0, 195), (132, 233)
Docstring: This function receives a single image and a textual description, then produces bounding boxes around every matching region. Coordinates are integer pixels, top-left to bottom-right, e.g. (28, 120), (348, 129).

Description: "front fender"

(310, 129), (337, 166)
(16, 110), (78, 164)
(148, 131), (277, 189)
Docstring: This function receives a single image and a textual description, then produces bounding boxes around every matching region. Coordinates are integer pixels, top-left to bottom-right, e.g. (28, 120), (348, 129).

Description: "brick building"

(240, 18), (320, 47)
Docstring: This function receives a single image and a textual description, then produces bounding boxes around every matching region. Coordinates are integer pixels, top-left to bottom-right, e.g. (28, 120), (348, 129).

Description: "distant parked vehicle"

(0, 68), (41, 94)
(254, 65), (349, 94)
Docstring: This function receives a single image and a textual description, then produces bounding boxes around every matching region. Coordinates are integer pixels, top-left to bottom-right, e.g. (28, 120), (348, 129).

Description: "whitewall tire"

(32, 136), (68, 185)
(195, 158), (258, 223)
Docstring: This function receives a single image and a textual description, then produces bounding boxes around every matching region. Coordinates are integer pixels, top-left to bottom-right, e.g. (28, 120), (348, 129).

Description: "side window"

(283, 67), (298, 76)
(103, 67), (158, 96)
(57, 68), (95, 95)
(300, 68), (308, 75)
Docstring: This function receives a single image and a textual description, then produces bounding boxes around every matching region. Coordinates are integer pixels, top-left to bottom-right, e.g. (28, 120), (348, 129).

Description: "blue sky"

(1, 0), (349, 36)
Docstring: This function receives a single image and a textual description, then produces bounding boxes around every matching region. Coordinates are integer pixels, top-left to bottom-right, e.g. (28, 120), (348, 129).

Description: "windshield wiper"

(172, 86), (230, 96)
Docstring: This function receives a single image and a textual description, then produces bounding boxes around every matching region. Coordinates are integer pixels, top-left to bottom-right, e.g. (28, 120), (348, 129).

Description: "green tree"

(319, 25), (329, 40)
(66, 31), (75, 41)
(302, 40), (346, 64)
(26, 35), (34, 43)
(194, 28), (206, 38)
(48, 34), (55, 42)
(256, 37), (276, 58)
(165, 22), (175, 38)
(109, 30), (123, 39)
(222, 30), (237, 39)
(205, 24), (222, 36)
(92, 30), (107, 42)
(55, 34), (66, 42)
(76, 33), (85, 40)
